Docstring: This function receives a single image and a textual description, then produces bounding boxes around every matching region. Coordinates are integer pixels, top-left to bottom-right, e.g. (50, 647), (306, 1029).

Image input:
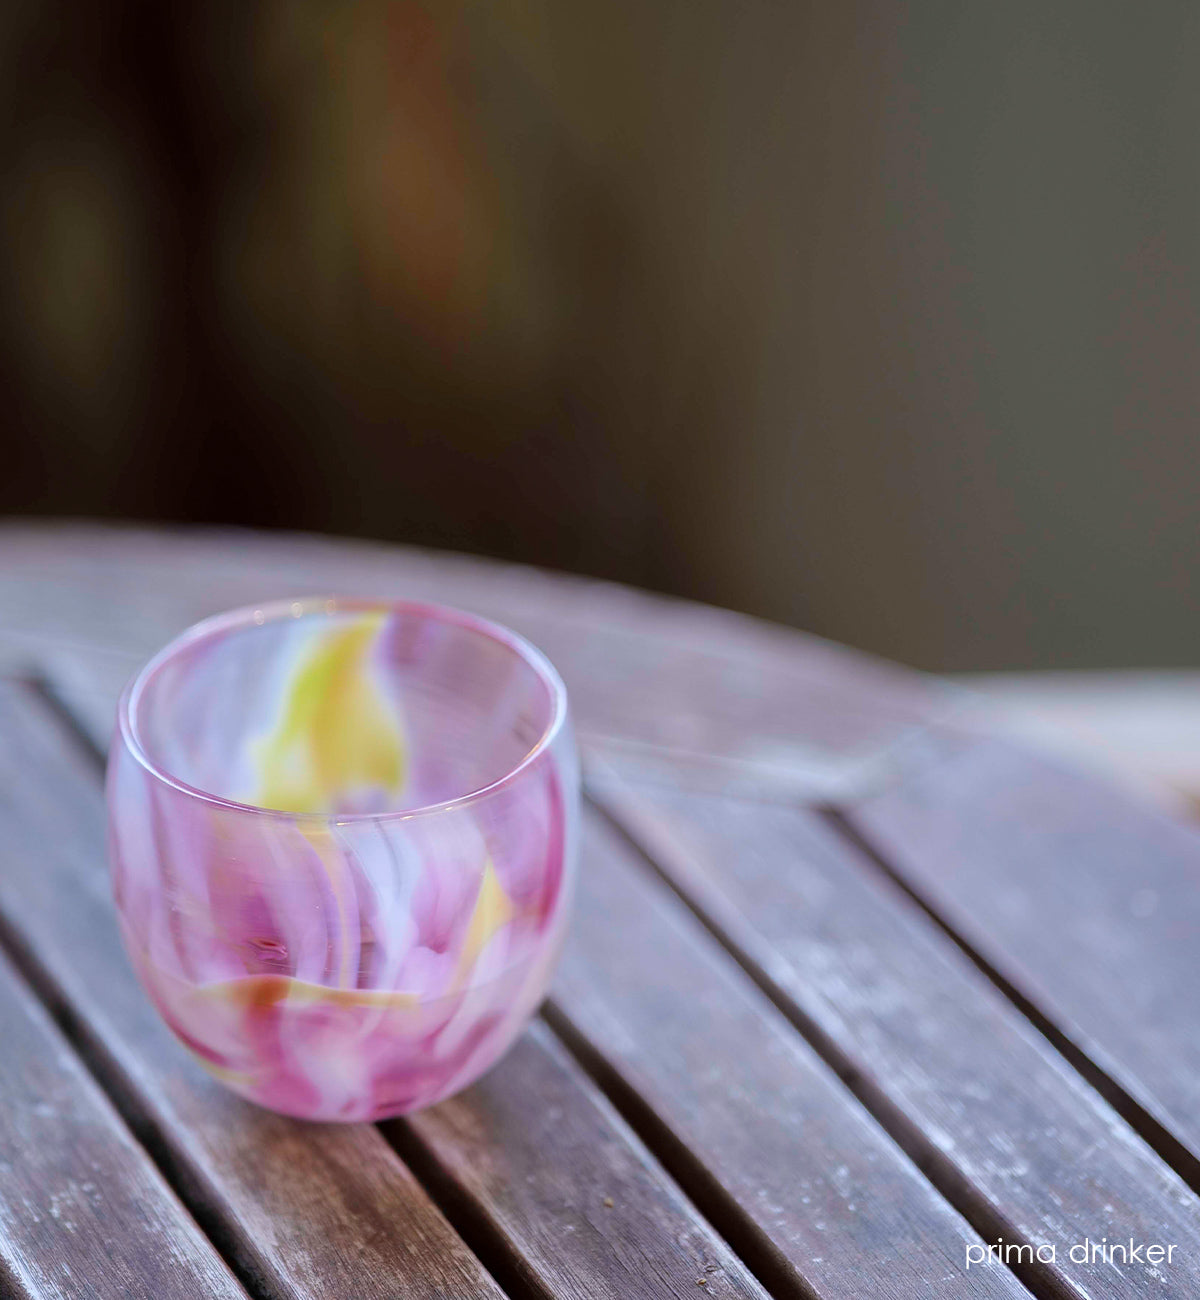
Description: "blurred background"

(3, 1), (1198, 673)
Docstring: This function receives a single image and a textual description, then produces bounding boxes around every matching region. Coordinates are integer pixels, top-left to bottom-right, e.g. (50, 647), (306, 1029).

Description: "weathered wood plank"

(849, 733), (1200, 1178)
(0, 520), (951, 798)
(0, 945), (247, 1300)
(0, 679), (504, 1300)
(394, 1021), (769, 1300)
(547, 812), (1028, 1299)
(589, 768), (1200, 1297)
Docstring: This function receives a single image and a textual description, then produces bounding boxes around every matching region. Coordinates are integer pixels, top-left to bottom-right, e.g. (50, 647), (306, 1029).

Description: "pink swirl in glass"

(107, 599), (578, 1121)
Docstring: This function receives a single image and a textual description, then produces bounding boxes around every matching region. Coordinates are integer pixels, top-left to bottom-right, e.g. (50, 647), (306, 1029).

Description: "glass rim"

(117, 596), (570, 823)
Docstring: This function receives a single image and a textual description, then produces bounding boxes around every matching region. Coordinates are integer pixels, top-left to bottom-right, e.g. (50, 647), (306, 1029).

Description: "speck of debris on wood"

(602, 1196), (614, 1208)
(696, 1279), (707, 1287)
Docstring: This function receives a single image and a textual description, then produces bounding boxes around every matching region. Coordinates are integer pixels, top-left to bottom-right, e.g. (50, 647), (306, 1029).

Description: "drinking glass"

(107, 598), (578, 1121)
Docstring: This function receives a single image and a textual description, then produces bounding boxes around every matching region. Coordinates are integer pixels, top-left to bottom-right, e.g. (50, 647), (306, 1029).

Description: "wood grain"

(0, 944), (247, 1300)
(547, 811), (1028, 1299)
(588, 770), (1200, 1297)
(0, 679), (504, 1300)
(849, 734), (1200, 1178)
(395, 1021), (769, 1300)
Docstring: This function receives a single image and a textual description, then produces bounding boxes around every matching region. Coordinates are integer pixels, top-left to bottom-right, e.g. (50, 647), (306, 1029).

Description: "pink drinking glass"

(106, 599), (578, 1121)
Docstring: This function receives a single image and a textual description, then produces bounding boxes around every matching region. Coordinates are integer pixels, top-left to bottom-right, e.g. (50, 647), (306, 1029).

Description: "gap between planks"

(381, 1016), (791, 1300)
(537, 1001), (815, 1300)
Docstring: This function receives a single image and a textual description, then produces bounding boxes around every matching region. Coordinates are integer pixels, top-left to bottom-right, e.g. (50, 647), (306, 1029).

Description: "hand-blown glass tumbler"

(107, 599), (578, 1121)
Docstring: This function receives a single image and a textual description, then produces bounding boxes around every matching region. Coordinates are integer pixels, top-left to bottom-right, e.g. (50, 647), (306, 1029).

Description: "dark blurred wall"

(3, 2), (1198, 670)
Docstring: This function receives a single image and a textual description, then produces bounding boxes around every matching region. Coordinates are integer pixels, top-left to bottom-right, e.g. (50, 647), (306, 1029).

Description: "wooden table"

(1, 521), (1198, 1300)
